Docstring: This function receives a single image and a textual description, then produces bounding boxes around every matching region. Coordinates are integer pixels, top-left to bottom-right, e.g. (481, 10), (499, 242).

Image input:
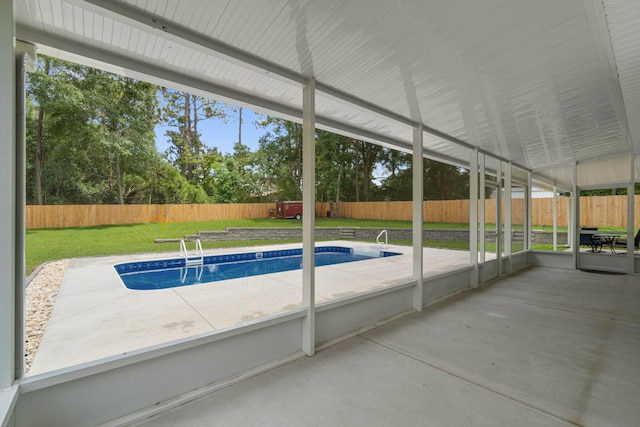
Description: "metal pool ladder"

(180, 264), (203, 284)
(377, 229), (388, 247)
(180, 238), (204, 267)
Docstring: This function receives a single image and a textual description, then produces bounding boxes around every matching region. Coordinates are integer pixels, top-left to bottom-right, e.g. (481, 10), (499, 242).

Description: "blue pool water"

(115, 246), (400, 290)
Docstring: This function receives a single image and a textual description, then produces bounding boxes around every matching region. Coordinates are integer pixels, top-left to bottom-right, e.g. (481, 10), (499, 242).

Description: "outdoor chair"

(613, 230), (640, 252)
(580, 227), (603, 253)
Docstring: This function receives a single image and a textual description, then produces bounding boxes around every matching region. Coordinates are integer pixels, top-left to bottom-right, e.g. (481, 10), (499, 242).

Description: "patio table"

(595, 232), (626, 254)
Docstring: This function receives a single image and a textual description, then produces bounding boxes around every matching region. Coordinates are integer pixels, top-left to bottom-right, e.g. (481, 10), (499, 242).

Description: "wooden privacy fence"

(579, 195), (640, 229)
(321, 199), (536, 226)
(26, 196), (640, 229)
(26, 203), (273, 229)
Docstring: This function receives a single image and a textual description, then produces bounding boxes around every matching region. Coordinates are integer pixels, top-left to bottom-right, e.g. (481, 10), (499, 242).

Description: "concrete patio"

(28, 242), (476, 375)
(133, 266), (640, 427)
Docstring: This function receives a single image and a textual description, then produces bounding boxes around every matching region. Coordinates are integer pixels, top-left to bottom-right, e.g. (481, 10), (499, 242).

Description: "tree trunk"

(238, 107), (243, 146)
(146, 97), (156, 205)
(35, 105), (44, 205)
(183, 92), (192, 180)
(192, 95), (199, 180)
(335, 165), (341, 217)
(108, 156), (113, 192)
(352, 139), (360, 202)
(363, 143), (372, 202)
(192, 96), (198, 146)
(116, 152), (124, 204)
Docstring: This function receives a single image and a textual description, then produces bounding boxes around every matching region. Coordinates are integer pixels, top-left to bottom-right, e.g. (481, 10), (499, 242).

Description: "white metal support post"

(0, 0), (16, 390)
(627, 155), (635, 274)
(503, 163), (512, 273)
(526, 172), (532, 250)
(14, 47), (25, 383)
(568, 192), (574, 250)
(572, 162), (579, 269)
(552, 186), (558, 251)
(412, 124), (423, 310)
(479, 154), (486, 279)
(14, 41), (35, 382)
(302, 78), (316, 356)
(469, 149), (479, 288)
(496, 162), (503, 276)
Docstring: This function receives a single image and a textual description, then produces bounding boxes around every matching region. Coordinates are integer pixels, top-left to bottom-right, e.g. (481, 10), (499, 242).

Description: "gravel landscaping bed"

(25, 259), (68, 374)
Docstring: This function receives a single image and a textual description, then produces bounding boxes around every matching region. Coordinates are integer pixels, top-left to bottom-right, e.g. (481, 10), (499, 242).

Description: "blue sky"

(154, 106), (272, 155)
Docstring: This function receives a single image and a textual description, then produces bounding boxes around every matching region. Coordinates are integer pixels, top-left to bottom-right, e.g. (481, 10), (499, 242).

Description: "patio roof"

(14, 0), (640, 190)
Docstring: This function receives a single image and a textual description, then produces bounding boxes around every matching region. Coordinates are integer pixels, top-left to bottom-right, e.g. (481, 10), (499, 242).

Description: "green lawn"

(25, 218), (558, 275)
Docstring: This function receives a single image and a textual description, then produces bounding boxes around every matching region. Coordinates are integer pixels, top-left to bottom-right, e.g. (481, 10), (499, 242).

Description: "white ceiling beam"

(83, 0), (307, 85)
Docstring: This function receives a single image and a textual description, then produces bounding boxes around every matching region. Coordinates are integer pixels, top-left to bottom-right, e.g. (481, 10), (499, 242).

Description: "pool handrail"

(180, 239), (204, 266)
(377, 229), (388, 247)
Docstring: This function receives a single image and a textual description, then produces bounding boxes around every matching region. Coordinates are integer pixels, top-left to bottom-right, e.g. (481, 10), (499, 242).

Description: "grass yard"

(25, 217), (559, 275)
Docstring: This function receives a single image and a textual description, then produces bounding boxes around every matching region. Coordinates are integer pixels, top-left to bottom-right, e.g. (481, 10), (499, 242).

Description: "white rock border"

(25, 259), (68, 374)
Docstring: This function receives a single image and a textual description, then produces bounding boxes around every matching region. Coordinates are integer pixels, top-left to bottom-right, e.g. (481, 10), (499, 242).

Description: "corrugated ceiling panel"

(577, 155), (631, 188)
(604, 0), (640, 157)
(130, 0), (168, 16)
(109, 0), (626, 175)
(483, 156), (502, 178)
(458, 9), (610, 167)
(511, 165), (529, 185)
(424, 136), (472, 170)
(422, 133), (467, 162)
(315, 92), (412, 145)
(531, 163), (574, 191)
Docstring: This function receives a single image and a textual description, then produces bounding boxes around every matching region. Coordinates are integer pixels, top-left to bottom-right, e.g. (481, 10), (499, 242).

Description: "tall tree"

(33, 58), (50, 205)
(341, 138), (382, 202)
(27, 58), (92, 203)
(159, 90), (229, 184)
(423, 159), (469, 200)
(356, 140), (382, 201)
(255, 118), (305, 201)
(256, 121), (385, 203)
(84, 69), (158, 203)
(27, 56), (86, 204)
(351, 138), (360, 201)
(316, 131), (350, 203)
(26, 55), (160, 205)
(377, 152), (470, 201)
(377, 149), (413, 201)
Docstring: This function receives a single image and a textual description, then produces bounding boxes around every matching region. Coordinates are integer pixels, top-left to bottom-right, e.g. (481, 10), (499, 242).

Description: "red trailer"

(276, 201), (303, 219)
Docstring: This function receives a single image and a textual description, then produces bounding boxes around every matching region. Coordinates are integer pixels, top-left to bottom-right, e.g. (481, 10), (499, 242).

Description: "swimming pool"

(115, 246), (400, 290)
